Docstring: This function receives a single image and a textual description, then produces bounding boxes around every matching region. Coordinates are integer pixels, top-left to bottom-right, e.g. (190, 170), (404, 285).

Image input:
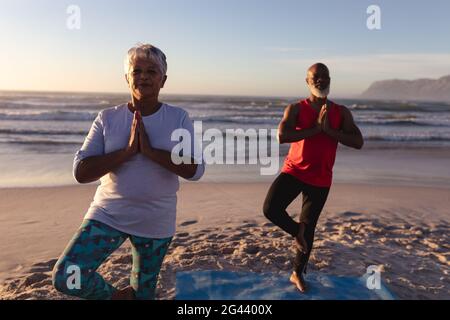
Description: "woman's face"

(126, 58), (167, 100)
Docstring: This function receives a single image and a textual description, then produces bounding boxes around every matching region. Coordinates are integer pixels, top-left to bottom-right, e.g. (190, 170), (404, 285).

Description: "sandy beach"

(0, 181), (448, 300)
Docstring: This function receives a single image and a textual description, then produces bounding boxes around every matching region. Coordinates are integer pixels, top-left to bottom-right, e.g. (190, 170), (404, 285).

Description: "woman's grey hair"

(124, 43), (168, 75)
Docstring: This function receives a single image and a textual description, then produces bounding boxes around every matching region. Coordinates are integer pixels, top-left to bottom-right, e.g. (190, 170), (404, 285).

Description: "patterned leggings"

(52, 219), (172, 300)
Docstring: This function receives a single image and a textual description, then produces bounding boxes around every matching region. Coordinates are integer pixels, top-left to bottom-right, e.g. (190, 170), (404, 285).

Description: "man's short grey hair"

(124, 43), (168, 75)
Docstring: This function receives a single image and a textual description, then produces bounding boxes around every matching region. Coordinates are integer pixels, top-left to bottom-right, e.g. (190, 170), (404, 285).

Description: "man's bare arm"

(277, 104), (321, 144)
(323, 106), (364, 149)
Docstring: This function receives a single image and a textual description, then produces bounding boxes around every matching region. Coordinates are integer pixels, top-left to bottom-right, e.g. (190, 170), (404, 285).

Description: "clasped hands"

(124, 110), (153, 158)
(316, 104), (333, 134)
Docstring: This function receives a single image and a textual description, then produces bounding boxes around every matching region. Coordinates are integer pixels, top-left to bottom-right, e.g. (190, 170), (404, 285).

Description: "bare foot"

(290, 271), (307, 293)
(295, 223), (308, 254)
(111, 286), (135, 300)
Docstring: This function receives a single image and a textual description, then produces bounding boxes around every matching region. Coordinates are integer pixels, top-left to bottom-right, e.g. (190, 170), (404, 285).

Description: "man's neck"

(130, 96), (161, 116)
(308, 94), (327, 106)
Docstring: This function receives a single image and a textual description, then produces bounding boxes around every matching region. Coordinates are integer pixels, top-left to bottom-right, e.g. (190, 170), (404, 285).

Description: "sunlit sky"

(1, 0), (450, 97)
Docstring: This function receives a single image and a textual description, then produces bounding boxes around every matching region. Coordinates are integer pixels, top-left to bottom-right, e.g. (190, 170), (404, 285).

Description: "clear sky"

(1, 0), (449, 97)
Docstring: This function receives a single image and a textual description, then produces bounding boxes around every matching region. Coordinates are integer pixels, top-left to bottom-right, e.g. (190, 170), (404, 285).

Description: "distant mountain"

(361, 75), (450, 102)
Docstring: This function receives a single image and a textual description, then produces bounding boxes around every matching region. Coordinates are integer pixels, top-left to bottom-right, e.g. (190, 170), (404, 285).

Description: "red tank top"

(281, 99), (342, 187)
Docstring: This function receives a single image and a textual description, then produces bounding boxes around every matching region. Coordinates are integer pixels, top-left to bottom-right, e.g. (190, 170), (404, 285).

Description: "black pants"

(263, 173), (330, 274)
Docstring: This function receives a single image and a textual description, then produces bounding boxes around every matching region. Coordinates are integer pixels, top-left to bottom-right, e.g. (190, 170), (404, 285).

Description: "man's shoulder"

(285, 100), (303, 112)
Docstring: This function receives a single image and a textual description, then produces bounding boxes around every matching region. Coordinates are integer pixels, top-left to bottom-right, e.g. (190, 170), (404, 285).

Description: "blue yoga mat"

(175, 271), (395, 300)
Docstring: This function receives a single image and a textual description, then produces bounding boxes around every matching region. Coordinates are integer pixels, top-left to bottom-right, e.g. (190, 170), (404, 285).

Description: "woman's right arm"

(75, 149), (132, 184)
(74, 111), (139, 184)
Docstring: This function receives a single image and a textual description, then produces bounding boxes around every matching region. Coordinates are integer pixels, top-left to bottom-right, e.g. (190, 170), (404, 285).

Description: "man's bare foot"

(295, 223), (308, 254)
(290, 271), (307, 293)
(111, 286), (135, 300)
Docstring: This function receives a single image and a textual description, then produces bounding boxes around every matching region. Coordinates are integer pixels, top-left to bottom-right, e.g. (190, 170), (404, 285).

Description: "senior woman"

(52, 43), (204, 300)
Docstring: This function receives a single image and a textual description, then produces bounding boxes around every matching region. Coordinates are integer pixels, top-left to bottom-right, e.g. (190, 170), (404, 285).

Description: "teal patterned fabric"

(52, 219), (172, 300)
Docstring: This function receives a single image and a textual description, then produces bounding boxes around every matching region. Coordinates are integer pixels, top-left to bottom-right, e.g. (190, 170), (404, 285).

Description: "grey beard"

(309, 84), (330, 99)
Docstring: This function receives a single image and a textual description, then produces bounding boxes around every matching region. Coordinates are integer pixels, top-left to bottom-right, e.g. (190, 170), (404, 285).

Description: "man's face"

(306, 68), (330, 91)
(306, 67), (330, 99)
(126, 58), (166, 100)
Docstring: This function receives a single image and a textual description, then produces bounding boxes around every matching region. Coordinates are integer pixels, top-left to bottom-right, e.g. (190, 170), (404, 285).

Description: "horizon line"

(0, 88), (361, 100)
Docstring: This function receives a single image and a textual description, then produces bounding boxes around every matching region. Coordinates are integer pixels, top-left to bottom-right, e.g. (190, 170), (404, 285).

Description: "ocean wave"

(0, 128), (88, 136)
(348, 103), (450, 113)
(211, 131), (450, 143)
(192, 115), (280, 125)
(0, 100), (110, 109)
(0, 138), (82, 146)
(181, 103), (284, 112)
(0, 110), (97, 121)
(365, 135), (450, 142)
(227, 104), (275, 110)
(357, 119), (450, 127)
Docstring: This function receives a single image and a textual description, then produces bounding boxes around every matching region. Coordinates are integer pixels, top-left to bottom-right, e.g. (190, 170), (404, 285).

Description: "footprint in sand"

(29, 259), (58, 272)
(270, 231), (284, 238)
(14, 293), (32, 300)
(177, 232), (190, 237)
(229, 232), (250, 241)
(22, 273), (48, 287)
(262, 222), (274, 227)
(243, 245), (259, 255)
(241, 223), (258, 228)
(30, 279), (52, 289)
(179, 220), (198, 227)
(342, 211), (362, 217)
(29, 267), (50, 273)
(214, 234), (228, 240)
(220, 247), (235, 255)
(179, 253), (194, 259)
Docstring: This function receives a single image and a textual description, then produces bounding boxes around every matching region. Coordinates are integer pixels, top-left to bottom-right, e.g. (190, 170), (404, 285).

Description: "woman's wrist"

(142, 146), (155, 160)
(121, 147), (135, 161)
